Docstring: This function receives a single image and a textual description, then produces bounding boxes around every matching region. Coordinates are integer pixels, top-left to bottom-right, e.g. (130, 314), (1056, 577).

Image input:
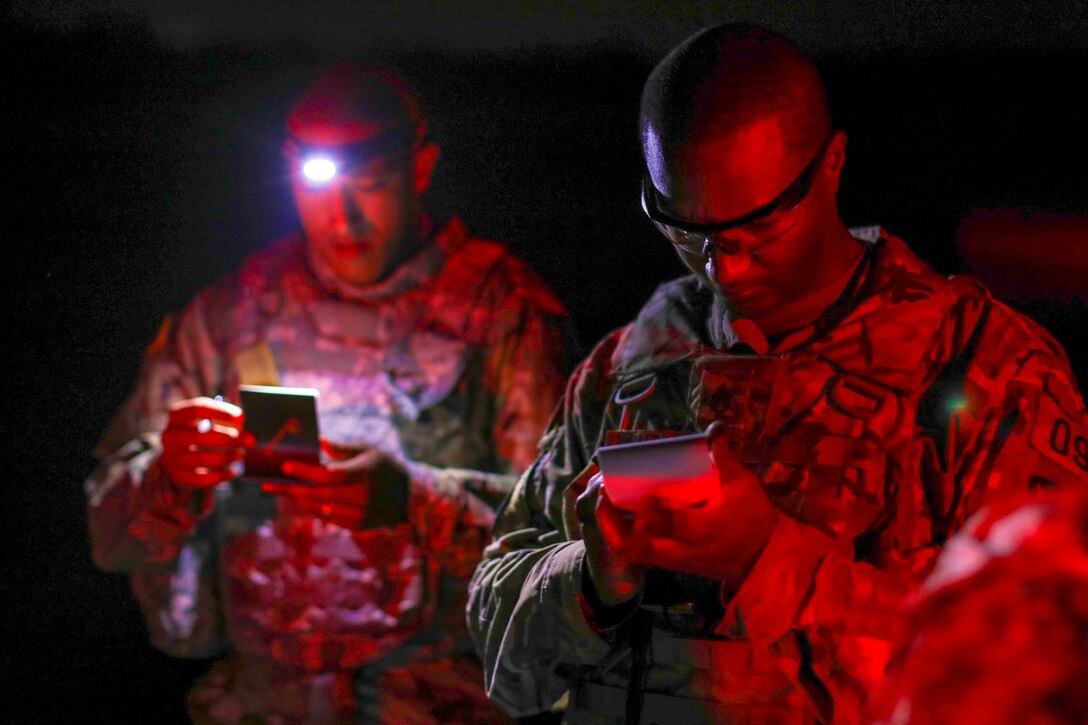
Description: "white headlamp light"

(302, 157), (338, 183)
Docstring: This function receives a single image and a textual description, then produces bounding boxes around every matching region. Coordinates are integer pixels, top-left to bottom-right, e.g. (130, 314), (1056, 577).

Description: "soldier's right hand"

(160, 397), (250, 488)
(574, 467), (646, 607)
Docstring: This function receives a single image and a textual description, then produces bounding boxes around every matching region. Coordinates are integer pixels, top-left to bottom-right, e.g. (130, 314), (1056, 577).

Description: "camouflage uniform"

(468, 228), (1088, 724)
(87, 217), (570, 724)
(866, 486), (1088, 724)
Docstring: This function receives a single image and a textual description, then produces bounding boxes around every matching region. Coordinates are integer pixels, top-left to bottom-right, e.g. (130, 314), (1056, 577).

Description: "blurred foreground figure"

(468, 24), (1088, 724)
(86, 63), (569, 724)
(867, 487), (1088, 724)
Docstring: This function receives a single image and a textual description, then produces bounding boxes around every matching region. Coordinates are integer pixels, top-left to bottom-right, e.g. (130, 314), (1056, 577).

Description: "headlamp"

(302, 157), (338, 183)
(287, 126), (419, 187)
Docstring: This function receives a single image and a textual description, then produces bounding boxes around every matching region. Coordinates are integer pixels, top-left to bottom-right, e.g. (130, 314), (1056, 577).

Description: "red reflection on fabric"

(867, 487), (1088, 724)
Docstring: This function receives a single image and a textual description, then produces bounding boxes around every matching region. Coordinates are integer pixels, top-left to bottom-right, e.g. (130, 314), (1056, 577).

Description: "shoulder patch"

(1026, 381), (1088, 480)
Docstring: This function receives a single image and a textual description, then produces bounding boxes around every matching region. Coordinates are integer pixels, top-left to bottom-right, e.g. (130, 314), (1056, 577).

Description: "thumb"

(328, 447), (383, 472)
(706, 420), (743, 473)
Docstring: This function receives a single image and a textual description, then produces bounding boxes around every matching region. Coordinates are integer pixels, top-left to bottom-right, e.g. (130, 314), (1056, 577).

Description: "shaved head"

(641, 24), (830, 172)
(639, 24), (860, 336)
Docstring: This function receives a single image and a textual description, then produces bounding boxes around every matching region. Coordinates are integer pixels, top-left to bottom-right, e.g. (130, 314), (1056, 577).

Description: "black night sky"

(5, 1), (1087, 722)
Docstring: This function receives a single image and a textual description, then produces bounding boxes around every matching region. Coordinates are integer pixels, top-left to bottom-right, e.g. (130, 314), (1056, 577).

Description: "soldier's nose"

(337, 186), (369, 235)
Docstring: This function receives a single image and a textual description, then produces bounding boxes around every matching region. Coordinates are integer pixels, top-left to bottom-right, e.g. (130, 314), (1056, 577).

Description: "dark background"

(4, 1), (1087, 722)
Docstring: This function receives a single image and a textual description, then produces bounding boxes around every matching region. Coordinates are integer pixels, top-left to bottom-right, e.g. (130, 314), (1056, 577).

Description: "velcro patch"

(234, 341), (280, 386)
(1027, 387), (1088, 480)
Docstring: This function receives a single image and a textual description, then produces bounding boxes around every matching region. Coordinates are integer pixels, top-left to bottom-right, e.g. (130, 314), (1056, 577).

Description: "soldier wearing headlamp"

(86, 62), (571, 723)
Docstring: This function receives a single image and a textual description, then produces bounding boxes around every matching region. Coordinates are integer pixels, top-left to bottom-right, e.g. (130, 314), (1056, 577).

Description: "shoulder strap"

(913, 298), (993, 544)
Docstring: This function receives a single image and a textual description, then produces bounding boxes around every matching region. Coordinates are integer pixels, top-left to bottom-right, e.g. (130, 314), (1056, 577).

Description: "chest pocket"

(284, 298), (471, 416)
(694, 354), (906, 550)
(768, 371), (906, 549)
(601, 362), (700, 446)
(228, 282), (478, 464)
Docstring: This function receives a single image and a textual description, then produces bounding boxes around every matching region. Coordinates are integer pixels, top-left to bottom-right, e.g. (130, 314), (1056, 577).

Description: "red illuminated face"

(290, 145), (437, 287)
(644, 118), (847, 320)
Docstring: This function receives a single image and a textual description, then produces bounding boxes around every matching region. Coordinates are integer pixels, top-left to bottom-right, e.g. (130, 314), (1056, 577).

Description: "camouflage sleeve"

(866, 487), (1088, 724)
(950, 296), (1088, 503)
(405, 463), (518, 580)
(467, 333), (619, 718)
(728, 289), (1088, 723)
(724, 517), (908, 724)
(84, 283), (233, 658)
(408, 301), (573, 580)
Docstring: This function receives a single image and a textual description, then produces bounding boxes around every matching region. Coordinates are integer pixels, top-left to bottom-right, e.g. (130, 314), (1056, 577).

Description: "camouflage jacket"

(866, 486), (1088, 724)
(86, 218), (570, 723)
(468, 228), (1088, 724)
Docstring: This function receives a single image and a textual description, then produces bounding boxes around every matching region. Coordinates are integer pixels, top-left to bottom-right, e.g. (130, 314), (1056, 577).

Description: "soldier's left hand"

(630, 421), (778, 580)
(262, 440), (410, 529)
(573, 466), (647, 607)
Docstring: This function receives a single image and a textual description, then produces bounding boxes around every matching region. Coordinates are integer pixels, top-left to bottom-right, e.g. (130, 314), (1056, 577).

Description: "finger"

(710, 447), (753, 490)
(705, 419), (727, 443)
(281, 460), (348, 485)
(595, 512), (633, 562)
(327, 449), (382, 474)
(629, 497), (711, 566)
(168, 448), (245, 470)
(571, 461), (600, 491)
(574, 472), (604, 526)
(596, 485), (634, 543)
(639, 535), (699, 574)
(169, 467), (233, 489)
(705, 436), (767, 502)
(562, 462), (599, 540)
(169, 398), (244, 426)
(320, 438), (371, 460)
(160, 443), (242, 470)
(321, 439), (379, 461)
(167, 409), (243, 434)
(706, 421), (735, 464)
(162, 426), (244, 452)
(639, 529), (747, 580)
(633, 495), (686, 542)
(258, 481), (328, 497)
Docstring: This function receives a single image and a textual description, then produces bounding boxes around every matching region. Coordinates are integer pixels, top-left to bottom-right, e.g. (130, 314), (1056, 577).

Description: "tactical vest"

(207, 231), (506, 671)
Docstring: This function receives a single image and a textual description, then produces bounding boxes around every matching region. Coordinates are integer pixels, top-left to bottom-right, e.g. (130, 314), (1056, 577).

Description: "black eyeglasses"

(641, 132), (835, 254)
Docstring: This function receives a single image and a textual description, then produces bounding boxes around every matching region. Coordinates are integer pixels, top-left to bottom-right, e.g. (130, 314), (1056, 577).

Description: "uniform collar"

(709, 225), (885, 355)
(306, 216), (466, 303)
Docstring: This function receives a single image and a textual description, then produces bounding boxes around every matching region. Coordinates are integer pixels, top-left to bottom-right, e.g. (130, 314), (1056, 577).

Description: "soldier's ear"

(412, 142), (440, 195)
(824, 130), (847, 192)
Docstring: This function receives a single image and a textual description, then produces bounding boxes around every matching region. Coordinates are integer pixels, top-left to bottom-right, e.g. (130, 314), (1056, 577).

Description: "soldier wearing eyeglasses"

(468, 24), (1088, 724)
